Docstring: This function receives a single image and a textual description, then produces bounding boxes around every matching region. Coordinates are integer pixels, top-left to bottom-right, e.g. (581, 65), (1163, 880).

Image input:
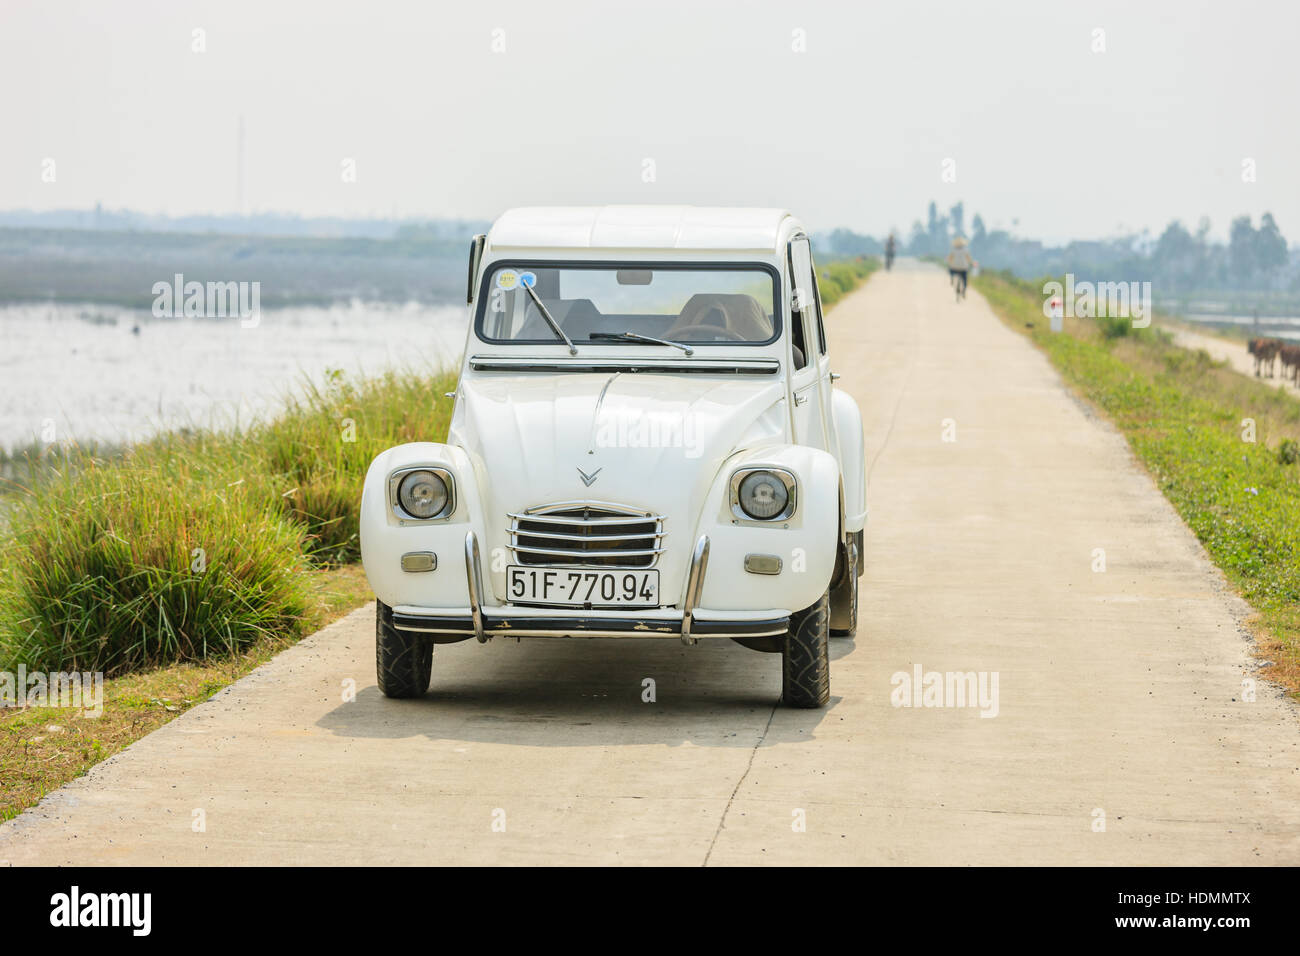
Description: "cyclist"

(946, 236), (974, 300)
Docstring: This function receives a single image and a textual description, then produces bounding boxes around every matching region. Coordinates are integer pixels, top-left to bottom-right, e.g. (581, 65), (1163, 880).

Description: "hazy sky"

(2, 0), (1297, 241)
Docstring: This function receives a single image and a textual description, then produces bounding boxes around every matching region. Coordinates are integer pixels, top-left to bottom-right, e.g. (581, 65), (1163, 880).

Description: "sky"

(1, 0), (1297, 242)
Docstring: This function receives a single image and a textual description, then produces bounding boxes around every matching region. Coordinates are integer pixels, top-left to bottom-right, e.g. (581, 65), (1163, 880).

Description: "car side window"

(785, 243), (806, 369)
(788, 237), (820, 367)
(807, 249), (828, 356)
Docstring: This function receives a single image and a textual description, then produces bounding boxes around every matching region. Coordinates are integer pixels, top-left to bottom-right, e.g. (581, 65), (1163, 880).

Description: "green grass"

(976, 271), (1300, 693)
(0, 563), (374, 822)
(818, 256), (880, 309)
(251, 368), (457, 563)
(0, 367), (458, 675)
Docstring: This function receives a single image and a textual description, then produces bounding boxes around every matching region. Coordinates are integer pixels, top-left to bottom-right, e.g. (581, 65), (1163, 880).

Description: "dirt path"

(3, 259), (1297, 865)
(1171, 325), (1300, 397)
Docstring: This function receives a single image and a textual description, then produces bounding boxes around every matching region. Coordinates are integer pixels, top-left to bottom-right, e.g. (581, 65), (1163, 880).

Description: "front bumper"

(392, 531), (790, 643)
(390, 607), (791, 640)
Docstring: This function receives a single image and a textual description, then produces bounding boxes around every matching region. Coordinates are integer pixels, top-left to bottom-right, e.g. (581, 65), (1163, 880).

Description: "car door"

(804, 240), (842, 464)
(787, 235), (831, 451)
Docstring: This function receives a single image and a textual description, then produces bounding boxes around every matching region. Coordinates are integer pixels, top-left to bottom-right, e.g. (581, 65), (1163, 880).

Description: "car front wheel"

(829, 535), (859, 638)
(782, 590), (830, 708)
(376, 600), (433, 699)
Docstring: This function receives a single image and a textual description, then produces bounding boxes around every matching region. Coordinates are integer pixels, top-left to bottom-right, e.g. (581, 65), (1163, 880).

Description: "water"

(1179, 312), (1300, 340)
(0, 301), (468, 452)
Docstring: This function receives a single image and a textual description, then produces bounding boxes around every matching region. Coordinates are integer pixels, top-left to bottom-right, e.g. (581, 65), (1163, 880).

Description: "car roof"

(487, 205), (795, 253)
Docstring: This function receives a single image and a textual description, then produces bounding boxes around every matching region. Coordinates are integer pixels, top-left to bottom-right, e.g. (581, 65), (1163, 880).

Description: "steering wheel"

(668, 324), (748, 342)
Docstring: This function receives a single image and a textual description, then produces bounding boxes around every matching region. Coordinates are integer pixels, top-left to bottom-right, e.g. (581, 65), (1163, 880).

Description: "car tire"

(376, 600), (433, 699)
(782, 590), (830, 708)
(829, 536), (859, 638)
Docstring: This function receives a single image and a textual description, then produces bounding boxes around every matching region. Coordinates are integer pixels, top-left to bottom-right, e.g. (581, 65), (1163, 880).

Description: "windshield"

(476, 263), (780, 346)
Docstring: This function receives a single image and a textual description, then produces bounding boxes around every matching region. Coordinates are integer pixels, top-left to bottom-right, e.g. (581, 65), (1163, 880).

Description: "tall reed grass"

(0, 367), (458, 674)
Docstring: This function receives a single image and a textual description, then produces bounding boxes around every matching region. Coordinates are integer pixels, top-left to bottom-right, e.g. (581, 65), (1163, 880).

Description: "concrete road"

(1171, 326), (1300, 397)
(3, 259), (1297, 865)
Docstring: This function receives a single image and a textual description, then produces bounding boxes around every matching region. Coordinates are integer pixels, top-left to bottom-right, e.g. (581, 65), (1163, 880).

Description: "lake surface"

(0, 301), (468, 452)
(1179, 312), (1300, 340)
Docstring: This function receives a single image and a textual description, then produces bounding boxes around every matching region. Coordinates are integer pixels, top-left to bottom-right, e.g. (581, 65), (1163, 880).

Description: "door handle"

(794, 394), (809, 406)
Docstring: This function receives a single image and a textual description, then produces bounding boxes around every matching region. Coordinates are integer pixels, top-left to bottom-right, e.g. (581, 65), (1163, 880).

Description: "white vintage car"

(360, 206), (866, 708)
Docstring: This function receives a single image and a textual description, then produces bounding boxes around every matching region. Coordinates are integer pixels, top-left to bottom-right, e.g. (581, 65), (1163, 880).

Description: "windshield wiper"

(589, 330), (694, 355)
(523, 284), (577, 355)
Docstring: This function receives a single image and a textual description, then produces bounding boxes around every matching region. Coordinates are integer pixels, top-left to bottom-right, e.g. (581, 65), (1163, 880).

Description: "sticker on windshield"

(496, 270), (520, 290)
(519, 271), (537, 289)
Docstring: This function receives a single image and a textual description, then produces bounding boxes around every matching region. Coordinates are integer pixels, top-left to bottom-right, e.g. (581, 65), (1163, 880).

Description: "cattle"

(1279, 343), (1300, 386)
(1248, 337), (1282, 378)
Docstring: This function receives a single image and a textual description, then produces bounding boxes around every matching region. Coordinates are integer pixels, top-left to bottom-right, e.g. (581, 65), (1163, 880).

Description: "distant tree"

(1228, 215), (1258, 284)
(887, 200), (1297, 298)
(907, 220), (928, 256)
(925, 201), (948, 255)
(949, 202), (965, 240)
(1191, 217), (1222, 286)
(1255, 212), (1288, 275)
(821, 228), (881, 257)
(1153, 220), (1197, 289)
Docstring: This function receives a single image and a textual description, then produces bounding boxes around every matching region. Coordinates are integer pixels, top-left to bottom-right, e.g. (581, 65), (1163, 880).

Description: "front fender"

(831, 387), (867, 532)
(359, 442), (489, 609)
(689, 443), (841, 613)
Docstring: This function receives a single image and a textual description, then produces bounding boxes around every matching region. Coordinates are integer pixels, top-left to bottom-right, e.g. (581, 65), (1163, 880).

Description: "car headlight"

(394, 468), (453, 520)
(732, 468), (796, 521)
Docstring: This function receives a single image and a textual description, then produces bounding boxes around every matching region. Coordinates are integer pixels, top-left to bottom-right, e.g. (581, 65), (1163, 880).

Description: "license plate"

(506, 566), (659, 608)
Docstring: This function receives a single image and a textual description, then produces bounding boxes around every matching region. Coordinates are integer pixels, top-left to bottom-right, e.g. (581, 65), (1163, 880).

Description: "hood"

(449, 371), (787, 586)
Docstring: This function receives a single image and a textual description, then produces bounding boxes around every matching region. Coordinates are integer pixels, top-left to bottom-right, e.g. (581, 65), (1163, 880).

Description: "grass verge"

(818, 256), (880, 309)
(976, 271), (1300, 695)
(0, 367), (457, 674)
(0, 564), (373, 822)
(0, 367), (455, 820)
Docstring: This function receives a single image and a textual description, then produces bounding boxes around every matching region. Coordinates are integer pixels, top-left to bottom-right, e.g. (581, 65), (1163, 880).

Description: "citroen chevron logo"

(577, 466), (602, 487)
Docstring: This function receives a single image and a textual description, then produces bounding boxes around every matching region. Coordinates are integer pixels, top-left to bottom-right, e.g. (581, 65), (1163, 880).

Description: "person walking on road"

(884, 233), (897, 271)
(946, 236), (974, 300)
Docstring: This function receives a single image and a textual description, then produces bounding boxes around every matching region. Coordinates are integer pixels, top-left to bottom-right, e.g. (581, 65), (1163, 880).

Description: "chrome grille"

(508, 502), (665, 568)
